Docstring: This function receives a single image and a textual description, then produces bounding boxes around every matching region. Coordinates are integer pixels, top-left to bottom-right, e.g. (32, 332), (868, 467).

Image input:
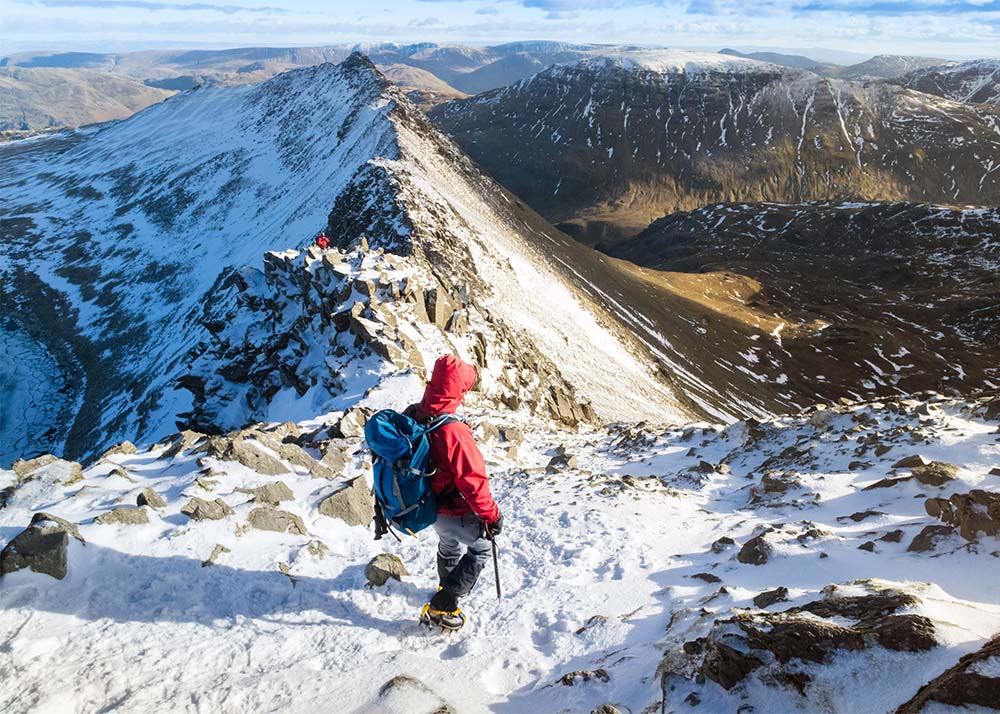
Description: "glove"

(483, 510), (503, 540)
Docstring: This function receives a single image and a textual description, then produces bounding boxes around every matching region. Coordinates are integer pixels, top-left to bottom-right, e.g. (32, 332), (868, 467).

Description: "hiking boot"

(419, 589), (466, 631)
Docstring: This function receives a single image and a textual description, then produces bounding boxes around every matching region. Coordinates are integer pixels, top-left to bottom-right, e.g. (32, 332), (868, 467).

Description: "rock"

(753, 586), (790, 608)
(12, 457), (83, 485)
(738, 534), (773, 565)
(306, 540), (329, 558)
(858, 541), (876, 552)
(365, 553), (409, 586)
(692, 572), (722, 583)
(863, 475), (913, 491)
(711, 536), (735, 553)
(892, 454), (928, 469)
(848, 460), (872, 471)
(11, 454), (58, 478)
(879, 529), (904, 543)
(424, 286), (457, 330)
(98, 441), (137, 461)
(247, 507), (307, 535)
(95, 507), (149, 526)
(250, 432), (334, 479)
(317, 477), (372, 527)
(477, 421), (500, 442)
(320, 443), (347, 473)
(838, 510), (886, 523)
(547, 451), (578, 471)
(376, 674), (454, 714)
(162, 429), (208, 458)
(559, 669), (609, 686)
(195, 476), (218, 491)
(907, 525), (956, 552)
(701, 642), (764, 690)
(697, 460), (716, 473)
(591, 706), (622, 714)
(896, 634), (1000, 713)
(181, 497), (234, 521)
(332, 408), (368, 439)
(501, 426), (525, 445)
(136, 488), (166, 509)
(239, 481), (294, 505)
(1, 512), (84, 580)
(810, 409), (837, 429)
(201, 544), (230, 567)
(911, 461), (959, 487)
(874, 444), (893, 457)
(925, 490), (1000, 541)
(990, 467), (1000, 477)
(209, 437), (288, 476)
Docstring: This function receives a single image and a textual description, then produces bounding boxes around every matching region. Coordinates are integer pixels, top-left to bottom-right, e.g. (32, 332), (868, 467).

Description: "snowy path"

(2, 395), (1000, 713)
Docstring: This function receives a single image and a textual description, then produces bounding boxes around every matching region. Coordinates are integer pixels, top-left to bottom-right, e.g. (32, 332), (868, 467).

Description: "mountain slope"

(897, 59), (1000, 106)
(836, 54), (953, 80)
(606, 201), (1000, 400)
(0, 66), (175, 130)
(0, 54), (696, 467)
(430, 50), (1000, 243)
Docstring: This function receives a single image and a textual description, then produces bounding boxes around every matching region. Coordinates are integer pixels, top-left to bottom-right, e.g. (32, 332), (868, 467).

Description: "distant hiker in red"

(406, 355), (503, 629)
(315, 233), (330, 250)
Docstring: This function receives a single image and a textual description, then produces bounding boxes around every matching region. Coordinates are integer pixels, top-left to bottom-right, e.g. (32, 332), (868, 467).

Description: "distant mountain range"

(431, 50), (1000, 243)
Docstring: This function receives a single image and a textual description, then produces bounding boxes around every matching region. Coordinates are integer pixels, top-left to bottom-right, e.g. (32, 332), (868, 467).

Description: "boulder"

(711, 536), (736, 553)
(12, 457), (83, 485)
(162, 430), (208, 458)
(1, 512), (84, 580)
(477, 421), (500, 442)
(424, 286), (457, 330)
(95, 507), (149, 526)
(239, 481), (294, 505)
(136, 488), (166, 509)
(201, 543), (230, 567)
(990, 467), (1000, 477)
(332, 408), (368, 439)
(98, 441), (137, 461)
(365, 553), (408, 586)
(501, 426), (525, 445)
(753, 586), (790, 609)
(209, 437), (288, 476)
(911, 461), (959, 487)
(907, 525), (956, 552)
(858, 541), (876, 552)
(558, 669), (610, 686)
(809, 409), (837, 429)
(892, 454), (928, 469)
(879, 529), (904, 543)
(181, 497), (234, 521)
(738, 534), (773, 565)
(376, 674), (454, 714)
(11, 454), (58, 478)
(925, 490), (1000, 541)
(247, 507), (307, 535)
(318, 477), (372, 527)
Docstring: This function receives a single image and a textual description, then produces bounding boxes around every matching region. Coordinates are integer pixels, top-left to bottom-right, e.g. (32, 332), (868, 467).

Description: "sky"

(2, 0), (1000, 60)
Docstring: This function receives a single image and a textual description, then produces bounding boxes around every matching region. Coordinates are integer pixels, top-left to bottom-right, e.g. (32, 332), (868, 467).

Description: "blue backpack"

(364, 409), (460, 540)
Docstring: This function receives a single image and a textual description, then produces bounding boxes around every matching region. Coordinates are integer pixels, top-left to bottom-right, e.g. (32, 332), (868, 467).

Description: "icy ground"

(1, 393), (999, 713)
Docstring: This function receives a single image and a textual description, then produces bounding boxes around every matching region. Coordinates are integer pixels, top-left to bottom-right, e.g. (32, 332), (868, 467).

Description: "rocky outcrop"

(925, 490), (1000, 541)
(97, 441), (137, 461)
(678, 581), (937, 696)
(205, 436), (288, 476)
(365, 553), (408, 586)
(11, 456), (83, 485)
(136, 488), (166, 509)
(911, 461), (959, 487)
(238, 481), (294, 505)
(317, 477), (371, 527)
(1, 512), (84, 580)
(896, 634), (1000, 713)
(180, 245), (596, 434)
(907, 525), (956, 552)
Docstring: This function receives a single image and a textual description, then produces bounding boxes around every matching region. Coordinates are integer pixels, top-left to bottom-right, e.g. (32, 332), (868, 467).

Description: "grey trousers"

(435, 514), (491, 598)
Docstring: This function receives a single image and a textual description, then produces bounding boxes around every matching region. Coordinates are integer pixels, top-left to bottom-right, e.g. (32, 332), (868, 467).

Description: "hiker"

(315, 233), (330, 250)
(407, 355), (503, 629)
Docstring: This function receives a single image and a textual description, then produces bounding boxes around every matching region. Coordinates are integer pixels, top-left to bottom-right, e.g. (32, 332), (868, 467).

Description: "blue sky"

(3, 0), (1000, 59)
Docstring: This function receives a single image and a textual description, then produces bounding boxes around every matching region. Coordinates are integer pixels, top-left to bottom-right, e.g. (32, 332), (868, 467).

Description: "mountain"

(836, 54), (954, 80)
(897, 59), (1000, 106)
(0, 66), (175, 131)
(605, 201), (1000, 399)
(430, 49), (1000, 243)
(0, 53), (697, 467)
(719, 47), (836, 73)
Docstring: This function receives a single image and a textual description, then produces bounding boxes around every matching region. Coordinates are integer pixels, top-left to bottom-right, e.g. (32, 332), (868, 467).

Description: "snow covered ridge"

(561, 48), (788, 77)
(1, 391), (998, 712)
(0, 51), (690, 466)
(898, 58), (1000, 106)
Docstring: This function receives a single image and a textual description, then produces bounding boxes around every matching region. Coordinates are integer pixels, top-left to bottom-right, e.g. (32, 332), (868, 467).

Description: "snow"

(2, 392), (999, 713)
(569, 48), (783, 76)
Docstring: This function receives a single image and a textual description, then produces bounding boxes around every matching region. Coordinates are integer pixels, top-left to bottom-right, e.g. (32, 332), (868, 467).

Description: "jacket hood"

(418, 355), (477, 416)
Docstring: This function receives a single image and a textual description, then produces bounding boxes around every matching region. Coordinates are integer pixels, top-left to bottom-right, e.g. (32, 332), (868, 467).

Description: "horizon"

(4, 1), (1000, 61)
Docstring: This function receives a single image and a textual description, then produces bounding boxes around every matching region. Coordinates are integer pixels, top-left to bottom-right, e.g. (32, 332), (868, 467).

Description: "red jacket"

(409, 355), (500, 523)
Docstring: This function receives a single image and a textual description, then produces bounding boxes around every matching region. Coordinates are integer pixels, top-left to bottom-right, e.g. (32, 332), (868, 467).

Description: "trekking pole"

(491, 538), (502, 600)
